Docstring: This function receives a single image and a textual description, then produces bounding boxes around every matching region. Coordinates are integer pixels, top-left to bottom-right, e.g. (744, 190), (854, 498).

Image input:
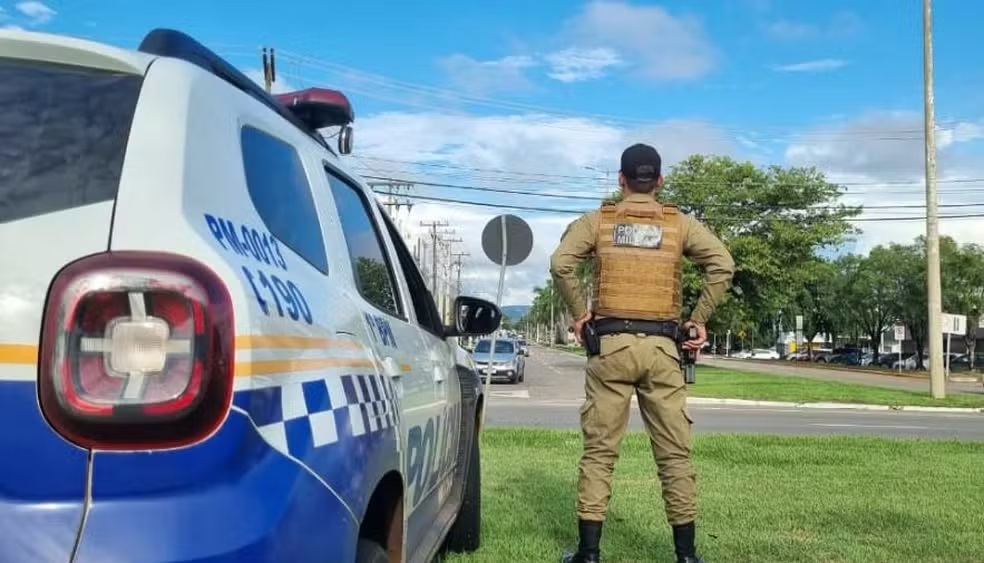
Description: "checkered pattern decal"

(237, 373), (399, 459)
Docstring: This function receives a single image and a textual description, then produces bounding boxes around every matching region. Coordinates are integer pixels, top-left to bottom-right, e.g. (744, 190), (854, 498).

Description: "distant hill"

(500, 305), (530, 320)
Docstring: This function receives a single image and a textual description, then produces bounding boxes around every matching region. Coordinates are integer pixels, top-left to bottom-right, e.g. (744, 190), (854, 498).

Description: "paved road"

(483, 346), (984, 440)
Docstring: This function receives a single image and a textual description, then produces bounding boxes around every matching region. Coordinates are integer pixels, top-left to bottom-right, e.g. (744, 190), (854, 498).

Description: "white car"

(736, 348), (780, 360)
(0, 27), (501, 563)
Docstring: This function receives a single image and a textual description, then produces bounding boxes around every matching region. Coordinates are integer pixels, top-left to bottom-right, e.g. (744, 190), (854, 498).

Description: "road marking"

(811, 423), (931, 430)
(490, 390), (530, 399)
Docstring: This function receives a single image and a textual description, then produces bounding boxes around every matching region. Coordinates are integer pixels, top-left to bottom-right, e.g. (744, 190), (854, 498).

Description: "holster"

(581, 321), (601, 357)
(677, 325), (699, 385)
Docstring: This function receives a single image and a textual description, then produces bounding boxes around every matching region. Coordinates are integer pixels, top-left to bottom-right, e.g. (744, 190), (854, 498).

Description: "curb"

(687, 396), (984, 413)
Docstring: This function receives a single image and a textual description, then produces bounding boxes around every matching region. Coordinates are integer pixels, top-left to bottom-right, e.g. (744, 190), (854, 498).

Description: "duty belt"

(593, 318), (679, 339)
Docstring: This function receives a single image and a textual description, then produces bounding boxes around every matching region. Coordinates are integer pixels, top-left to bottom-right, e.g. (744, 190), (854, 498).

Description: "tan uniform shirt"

(549, 192), (735, 327)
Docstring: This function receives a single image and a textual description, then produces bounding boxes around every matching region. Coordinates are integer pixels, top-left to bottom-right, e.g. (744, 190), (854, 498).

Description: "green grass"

(691, 367), (984, 408)
(447, 429), (984, 563)
(552, 345), (984, 407)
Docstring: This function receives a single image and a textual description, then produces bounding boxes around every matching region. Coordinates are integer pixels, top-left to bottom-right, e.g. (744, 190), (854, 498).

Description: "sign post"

(894, 325), (906, 373)
(795, 315), (804, 354)
(941, 313), (967, 380)
(479, 214), (533, 429)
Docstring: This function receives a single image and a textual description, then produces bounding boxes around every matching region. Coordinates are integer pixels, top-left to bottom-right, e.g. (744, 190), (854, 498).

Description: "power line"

(265, 64), (967, 143)
(268, 51), (975, 141)
(373, 190), (984, 223)
(351, 163), (984, 189)
(348, 161), (984, 194)
(362, 174), (984, 210)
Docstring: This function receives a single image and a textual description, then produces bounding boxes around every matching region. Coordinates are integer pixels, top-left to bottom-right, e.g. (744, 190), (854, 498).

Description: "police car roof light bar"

(275, 88), (354, 128)
(136, 28), (335, 154)
(37, 251), (235, 451)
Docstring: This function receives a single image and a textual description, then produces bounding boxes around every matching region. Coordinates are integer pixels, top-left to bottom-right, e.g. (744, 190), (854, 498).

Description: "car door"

(376, 207), (463, 558)
(320, 165), (447, 555)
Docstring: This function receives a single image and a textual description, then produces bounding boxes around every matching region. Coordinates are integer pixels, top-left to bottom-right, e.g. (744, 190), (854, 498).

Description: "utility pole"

(261, 47), (276, 93)
(440, 236), (462, 322)
(549, 284), (555, 346)
(451, 252), (469, 297)
(923, 0), (945, 399)
(371, 181), (414, 215)
(371, 181), (415, 245)
(420, 220), (449, 294)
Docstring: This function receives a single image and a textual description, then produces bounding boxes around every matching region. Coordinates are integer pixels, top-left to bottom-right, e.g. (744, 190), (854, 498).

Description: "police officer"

(550, 143), (735, 563)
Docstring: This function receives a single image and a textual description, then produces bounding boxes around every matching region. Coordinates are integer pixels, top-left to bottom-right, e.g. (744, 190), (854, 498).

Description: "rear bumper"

(0, 500), (83, 563)
(73, 410), (359, 563)
(0, 381), (88, 563)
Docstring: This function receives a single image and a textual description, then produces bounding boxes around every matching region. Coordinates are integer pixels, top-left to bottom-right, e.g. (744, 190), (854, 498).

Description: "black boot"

(560, 520), (602, 563)
(673, 521), (704, 563)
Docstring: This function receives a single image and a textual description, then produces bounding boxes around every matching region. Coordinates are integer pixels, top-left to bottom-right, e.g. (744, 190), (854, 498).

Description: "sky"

(5, 0), (984, 307)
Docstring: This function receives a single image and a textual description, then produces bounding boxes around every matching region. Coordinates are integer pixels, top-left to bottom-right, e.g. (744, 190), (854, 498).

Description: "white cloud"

(785, 112), (984, 254)
(767, 10), (863, 41)
(784, 111), (976, 180)
(767, 20), (819, 41)
(560, 0), (717, 81)
(772, 59), (850, 73)
(437, 54), (538, 96)
(352, 108), (983, 304)
(433, 1), (715, 89)
(344, 110), (740, 305)
(15, 1), (55, 25)
(544, 47), (622, 83)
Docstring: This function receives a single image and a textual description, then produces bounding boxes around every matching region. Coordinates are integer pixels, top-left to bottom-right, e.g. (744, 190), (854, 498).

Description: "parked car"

(949, 353), (984, 373)
(754, 348), (781, 360)
(0, 27), (499, 563)
(471, 338), (526, 383)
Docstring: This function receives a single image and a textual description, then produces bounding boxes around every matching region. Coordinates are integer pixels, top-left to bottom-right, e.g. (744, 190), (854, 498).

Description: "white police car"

(0, 27), (501, 563)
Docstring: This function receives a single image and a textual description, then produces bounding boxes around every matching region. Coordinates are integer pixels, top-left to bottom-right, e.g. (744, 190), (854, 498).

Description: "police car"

(0, 27), (501, 563)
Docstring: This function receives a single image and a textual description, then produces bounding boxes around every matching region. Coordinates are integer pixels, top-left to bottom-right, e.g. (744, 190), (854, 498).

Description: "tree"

(356, 257), (398, 314)
(876, 241), (928, 368)
(845, 249), (899, 362)
(941, 239), (984, 367)
(792, 259), (840, 358)
(660, 156), (862, 329)
(523, 280), (569, 344)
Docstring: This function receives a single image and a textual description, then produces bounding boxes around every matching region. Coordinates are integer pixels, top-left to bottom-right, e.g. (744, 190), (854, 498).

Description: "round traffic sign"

(481, 214), (533, 266)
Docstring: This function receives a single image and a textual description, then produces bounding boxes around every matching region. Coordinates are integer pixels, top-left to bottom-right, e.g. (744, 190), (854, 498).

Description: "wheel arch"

(358, 470), (404, 563)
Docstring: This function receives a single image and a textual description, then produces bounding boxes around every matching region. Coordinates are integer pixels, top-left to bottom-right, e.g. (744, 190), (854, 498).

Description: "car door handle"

(382, 357), (402, 378)
(433, 366), (445, 383)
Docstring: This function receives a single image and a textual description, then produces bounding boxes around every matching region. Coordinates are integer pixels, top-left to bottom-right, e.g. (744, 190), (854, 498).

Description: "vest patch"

(613, 223), (663, 248)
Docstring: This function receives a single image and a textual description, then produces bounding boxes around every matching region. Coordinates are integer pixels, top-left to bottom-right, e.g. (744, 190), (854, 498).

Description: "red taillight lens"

(38, 252), (234, 451)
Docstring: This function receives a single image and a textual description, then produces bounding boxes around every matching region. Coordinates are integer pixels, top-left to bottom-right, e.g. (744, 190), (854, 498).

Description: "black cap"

(620, 143), (662, 181)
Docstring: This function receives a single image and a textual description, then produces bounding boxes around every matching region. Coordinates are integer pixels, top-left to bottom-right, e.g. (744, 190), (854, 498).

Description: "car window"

(0, 58), (142, 223)
(241, 125), (328, 274)
(324, 167), (403, 318)
(474, 340), (515, 354)
(377, 203), (444, 336)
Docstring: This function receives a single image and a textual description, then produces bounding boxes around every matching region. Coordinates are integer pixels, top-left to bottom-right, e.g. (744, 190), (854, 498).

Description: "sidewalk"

(704, 357), (984, 396)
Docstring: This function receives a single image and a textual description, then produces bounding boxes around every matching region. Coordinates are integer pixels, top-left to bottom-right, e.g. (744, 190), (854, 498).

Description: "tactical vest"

(592, 198), (684, 321)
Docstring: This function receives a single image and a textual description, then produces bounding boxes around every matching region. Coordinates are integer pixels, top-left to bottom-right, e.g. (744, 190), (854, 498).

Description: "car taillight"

(38, 252), (234, 451)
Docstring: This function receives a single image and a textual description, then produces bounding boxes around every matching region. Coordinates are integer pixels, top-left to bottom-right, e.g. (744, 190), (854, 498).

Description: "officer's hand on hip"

(681, 321), (707, 351)
(572, 312), (593, 344)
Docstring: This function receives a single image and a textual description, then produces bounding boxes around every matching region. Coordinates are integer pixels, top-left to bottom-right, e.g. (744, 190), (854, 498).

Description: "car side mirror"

(445, 296), (502, 337)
